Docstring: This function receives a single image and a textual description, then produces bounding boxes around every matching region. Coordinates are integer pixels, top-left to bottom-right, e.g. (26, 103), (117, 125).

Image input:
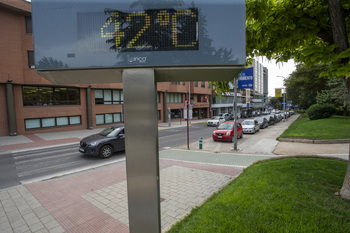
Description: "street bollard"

(199, 137), (203, 149)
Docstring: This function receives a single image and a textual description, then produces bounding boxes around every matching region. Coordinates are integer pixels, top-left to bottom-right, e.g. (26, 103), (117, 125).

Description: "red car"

(212, 121), (243, 142)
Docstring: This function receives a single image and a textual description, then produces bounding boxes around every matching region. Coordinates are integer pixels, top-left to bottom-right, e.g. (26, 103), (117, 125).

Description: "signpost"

(31, 0), (246, 232)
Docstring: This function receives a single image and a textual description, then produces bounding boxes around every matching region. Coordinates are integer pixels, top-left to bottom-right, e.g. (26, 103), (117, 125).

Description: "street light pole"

(277, 76), (287, 121)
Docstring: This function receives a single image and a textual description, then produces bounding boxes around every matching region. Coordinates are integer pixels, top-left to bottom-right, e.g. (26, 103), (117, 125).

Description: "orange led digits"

(101, 8), (198, 52)
(126, 11), (151, 49)
(157, 10), (170, 26)
(172, 10), (197, 47)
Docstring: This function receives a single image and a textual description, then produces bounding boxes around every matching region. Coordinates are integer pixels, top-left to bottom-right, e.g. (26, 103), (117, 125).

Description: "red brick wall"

(0, 85), (9, 135)
(0, 9), (25, 83)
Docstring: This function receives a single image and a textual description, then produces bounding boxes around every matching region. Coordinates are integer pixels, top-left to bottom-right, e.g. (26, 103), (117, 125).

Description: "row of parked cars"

(209, 111), (295, 142)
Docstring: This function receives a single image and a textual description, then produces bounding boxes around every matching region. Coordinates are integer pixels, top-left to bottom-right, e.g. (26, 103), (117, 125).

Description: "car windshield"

(242, 121), (254, 125)
(217, 123), (233, 130)
(211, 116), (221, 120)
(99, 127), (121, 137)
(256, 118), (263, 123)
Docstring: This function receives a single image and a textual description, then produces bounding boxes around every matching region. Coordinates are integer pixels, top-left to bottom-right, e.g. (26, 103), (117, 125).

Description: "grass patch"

(167, 158), (350, 233)
(278, 115), (350, 140)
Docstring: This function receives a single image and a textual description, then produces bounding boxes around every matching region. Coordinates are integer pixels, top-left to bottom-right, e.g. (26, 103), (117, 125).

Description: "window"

(167, 93), (182, 103)
(95, 89), (123, 105)
(194, 82), (198, 87)
(25, 16), (32, 34)
(23, 86), (80, 106)
(197, 95), (208, 103)
(96, 113), (123, 125)
(25, 116), (81, 130)
(201, 81), (205, 88)
(27, 51), (35, 68)
(171, 82), (180, 85)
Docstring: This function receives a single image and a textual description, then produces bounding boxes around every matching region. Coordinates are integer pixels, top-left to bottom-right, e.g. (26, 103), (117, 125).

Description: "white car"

(242, 119), (260, 134)
(207, 116), (225, 127)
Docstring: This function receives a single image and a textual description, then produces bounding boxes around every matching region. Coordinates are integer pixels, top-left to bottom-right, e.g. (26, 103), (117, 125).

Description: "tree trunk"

(340, 143), (350, 200)
(328, 0), (350, 200)
(339, 77), (350, 199)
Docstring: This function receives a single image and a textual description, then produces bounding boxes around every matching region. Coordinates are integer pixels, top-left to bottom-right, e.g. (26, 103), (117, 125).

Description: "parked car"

(241, 109), (252, 118)
(207, 116), (225, 126)
(274, 114), (282, 123)
(267, 115), (276, 125)
(242, 119), (260, 134)
(79, 125), (125, 158)
(255, 117), (268, 129)
(222, 113), (231, 121)
(212, 121), (243, 142)
(280, 112), (286, 120)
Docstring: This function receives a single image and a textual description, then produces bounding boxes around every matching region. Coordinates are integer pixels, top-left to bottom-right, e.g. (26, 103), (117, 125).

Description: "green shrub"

(306, 103), (336, 120)
(335, 108), (350, 116)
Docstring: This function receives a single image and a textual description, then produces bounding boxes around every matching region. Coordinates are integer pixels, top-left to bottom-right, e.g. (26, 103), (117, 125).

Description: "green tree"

(244, 0), (350, 200)
(268, 97), (282, 109)
(316, 77), (349, 114)
(285, 64), (329, 110)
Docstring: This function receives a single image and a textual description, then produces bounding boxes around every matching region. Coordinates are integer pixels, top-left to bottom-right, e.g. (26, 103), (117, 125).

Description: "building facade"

(0, 0), (211, 136)
(240, 60), (268, 112)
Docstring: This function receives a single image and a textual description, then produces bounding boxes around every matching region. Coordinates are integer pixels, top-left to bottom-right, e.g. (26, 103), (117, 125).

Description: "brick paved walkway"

(0, 157), (243, 233)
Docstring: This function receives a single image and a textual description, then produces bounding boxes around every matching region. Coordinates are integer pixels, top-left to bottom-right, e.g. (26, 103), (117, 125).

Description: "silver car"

(242, 119), (260, 134)
(207, 116), (225, 126)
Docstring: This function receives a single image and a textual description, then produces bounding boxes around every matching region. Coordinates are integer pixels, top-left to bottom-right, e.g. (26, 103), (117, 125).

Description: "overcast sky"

(257, 57), (297, 97)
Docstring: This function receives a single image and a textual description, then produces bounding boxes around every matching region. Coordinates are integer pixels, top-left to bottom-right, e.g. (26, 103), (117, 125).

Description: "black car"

(267, 115), (276, 125)
(79, 125), (125, 158)
(255, 117), (268, 129)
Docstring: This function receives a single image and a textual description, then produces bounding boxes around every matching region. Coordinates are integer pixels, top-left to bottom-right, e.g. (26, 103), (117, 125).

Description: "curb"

(278, 138), (350, 144)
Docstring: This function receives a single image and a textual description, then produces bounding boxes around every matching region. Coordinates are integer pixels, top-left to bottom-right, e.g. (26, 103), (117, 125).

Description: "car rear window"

(217, 123), (233, 130)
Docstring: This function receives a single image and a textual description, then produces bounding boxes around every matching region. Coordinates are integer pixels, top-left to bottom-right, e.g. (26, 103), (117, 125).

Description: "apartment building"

(0, 0), (211, 136)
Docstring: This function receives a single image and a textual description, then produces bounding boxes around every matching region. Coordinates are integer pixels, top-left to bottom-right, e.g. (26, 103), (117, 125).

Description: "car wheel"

(253, 129), (256, 134)
(100, 145), (113, 159)
(240, 133), (243, 139)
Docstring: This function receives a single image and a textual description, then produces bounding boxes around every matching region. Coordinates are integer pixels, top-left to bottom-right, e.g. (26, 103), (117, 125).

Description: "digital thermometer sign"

(89, 8), (198, 52)
(32, 0), (245, 77)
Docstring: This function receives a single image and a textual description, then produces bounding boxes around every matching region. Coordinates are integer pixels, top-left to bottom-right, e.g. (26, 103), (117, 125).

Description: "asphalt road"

(0, 123), (214, 190)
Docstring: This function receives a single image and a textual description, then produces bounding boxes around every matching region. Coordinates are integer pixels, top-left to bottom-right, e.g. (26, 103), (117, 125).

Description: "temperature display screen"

(78, 8), (198, 52)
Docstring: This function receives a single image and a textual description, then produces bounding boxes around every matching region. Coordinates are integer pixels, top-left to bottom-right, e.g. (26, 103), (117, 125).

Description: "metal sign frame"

(31, 1), (246, 232)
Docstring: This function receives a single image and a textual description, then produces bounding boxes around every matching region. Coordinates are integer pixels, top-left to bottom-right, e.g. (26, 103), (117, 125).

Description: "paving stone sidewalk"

(0, 152), (244, 233)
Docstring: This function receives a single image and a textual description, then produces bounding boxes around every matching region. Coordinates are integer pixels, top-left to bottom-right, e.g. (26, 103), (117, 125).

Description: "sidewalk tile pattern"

(1, 158), (243, 233)
(0, 135), (80, 152)
(0, 186), (64, 233)
(82, 165), (233, 231)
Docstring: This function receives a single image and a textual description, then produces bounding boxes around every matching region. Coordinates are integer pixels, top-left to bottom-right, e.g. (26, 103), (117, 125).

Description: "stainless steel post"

(123, 69), (161, 233)
(233, 77), (238, 150)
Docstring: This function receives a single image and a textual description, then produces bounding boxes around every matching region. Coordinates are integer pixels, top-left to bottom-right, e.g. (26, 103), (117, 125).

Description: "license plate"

(218, 136), (222, 138)
(79, 148), (85, 153)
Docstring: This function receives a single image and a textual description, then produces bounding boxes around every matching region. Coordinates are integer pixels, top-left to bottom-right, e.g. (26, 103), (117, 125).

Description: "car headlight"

(212, 131), (216, 135)
(87, 142), (98, 147)
(226, 132), (231, 136)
